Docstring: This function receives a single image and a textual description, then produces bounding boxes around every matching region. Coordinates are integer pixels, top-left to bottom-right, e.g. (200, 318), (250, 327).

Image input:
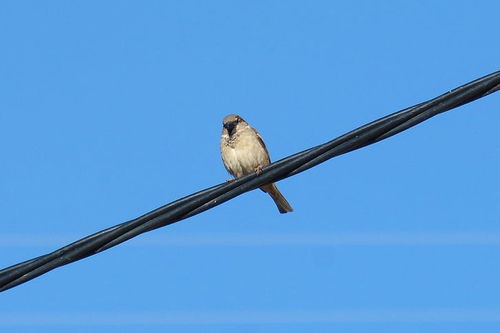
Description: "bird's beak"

(224, 121), (237, 135)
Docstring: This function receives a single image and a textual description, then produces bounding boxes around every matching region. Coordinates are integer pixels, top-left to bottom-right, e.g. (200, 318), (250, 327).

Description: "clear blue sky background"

(1, 1), (499, 332)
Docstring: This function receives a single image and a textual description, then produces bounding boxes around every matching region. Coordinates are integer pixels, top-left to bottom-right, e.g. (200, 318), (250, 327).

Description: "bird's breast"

(221, 130), (269, 178)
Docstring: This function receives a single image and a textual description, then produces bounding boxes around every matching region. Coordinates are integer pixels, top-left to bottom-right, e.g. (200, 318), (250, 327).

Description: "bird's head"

(222, 114), (245, 136)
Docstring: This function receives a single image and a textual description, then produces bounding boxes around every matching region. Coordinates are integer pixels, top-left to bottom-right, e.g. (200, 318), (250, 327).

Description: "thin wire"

(1, 71), (499, 292)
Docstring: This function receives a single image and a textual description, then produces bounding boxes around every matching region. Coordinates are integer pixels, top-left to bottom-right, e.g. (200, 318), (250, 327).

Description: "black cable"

(1, 71), (499, 292)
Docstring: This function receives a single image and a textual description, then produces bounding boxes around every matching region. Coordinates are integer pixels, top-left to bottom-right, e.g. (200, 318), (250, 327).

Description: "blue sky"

(1, 1), (499, 332)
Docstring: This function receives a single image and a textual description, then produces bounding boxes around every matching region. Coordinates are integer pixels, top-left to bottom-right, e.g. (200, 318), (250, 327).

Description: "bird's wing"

(252, 127), (271, 164)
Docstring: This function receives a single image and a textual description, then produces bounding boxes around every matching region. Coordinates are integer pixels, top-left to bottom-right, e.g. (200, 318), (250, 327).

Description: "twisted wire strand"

(1, 71), (499, 292)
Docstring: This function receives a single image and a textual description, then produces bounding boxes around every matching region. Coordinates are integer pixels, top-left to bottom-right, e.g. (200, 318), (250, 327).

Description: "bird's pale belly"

(225, 141), (269, 178)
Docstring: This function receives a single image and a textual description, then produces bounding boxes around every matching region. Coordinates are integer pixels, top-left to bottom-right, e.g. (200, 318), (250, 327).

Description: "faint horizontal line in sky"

(1, 232), (500, 248)
(133, 232), (500, 247)
(1, 309), (500, 326)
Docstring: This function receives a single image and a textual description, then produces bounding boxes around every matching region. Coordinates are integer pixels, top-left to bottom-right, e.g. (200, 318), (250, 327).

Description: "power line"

(1, 71), (499, 292)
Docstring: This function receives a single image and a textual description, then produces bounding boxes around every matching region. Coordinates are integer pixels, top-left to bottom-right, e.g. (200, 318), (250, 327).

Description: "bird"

(220, 114), (293, 214)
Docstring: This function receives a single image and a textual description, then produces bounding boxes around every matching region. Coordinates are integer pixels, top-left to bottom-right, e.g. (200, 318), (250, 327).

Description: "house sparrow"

(220, 114), (293, 214)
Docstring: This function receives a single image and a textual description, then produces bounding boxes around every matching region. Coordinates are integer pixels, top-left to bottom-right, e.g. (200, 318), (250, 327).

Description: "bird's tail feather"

(261, 183), (293, 214)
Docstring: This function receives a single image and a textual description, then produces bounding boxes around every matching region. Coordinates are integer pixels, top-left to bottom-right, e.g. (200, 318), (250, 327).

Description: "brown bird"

(220, 114), (293, 214)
